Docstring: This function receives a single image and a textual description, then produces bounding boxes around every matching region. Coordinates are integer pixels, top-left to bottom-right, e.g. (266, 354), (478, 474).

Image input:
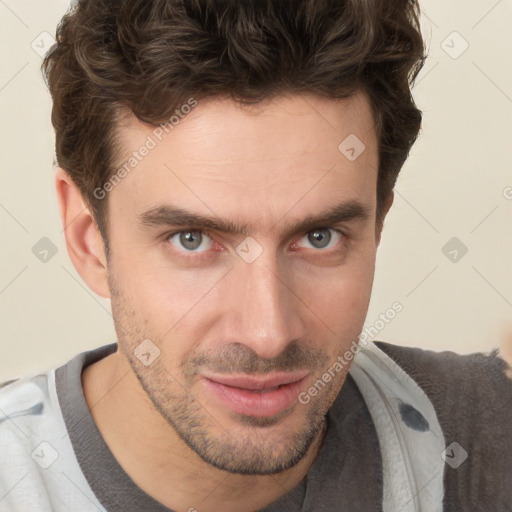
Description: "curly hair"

(42, 0), (426, 240)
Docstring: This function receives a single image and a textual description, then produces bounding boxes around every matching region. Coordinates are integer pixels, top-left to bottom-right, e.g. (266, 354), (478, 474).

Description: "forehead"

(110, 92), (379, 231)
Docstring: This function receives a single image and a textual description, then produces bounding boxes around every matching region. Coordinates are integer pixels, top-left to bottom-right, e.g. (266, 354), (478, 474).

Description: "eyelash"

(164, 227), (348, 260)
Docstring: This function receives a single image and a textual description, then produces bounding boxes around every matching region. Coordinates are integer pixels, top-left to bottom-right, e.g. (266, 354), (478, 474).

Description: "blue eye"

(297, 228), (343, 250)
(168, 230), (213, 252)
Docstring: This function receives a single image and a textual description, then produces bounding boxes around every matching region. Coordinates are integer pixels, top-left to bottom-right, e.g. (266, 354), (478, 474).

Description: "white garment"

(0, 371), (105, 512)
(349, 340), (445, 511)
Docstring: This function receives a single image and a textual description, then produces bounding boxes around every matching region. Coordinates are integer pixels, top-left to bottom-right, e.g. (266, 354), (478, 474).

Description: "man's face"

(105, 92), (380, 475)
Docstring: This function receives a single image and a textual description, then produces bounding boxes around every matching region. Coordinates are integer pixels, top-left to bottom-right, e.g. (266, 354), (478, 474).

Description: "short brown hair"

(42, 0), (426, 240)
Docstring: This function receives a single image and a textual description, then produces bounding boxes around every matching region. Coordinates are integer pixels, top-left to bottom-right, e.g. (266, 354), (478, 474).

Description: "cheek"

(296, 250), (375, 306)
(294, 252), (375, 339)
(111, 252), (226, 338)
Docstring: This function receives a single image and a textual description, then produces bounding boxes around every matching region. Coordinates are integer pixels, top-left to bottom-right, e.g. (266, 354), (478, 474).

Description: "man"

(1, 0), (511, 511)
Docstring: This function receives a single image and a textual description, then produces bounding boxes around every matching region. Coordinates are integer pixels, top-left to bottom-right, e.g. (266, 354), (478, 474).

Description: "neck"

(82, 350), (327, 512)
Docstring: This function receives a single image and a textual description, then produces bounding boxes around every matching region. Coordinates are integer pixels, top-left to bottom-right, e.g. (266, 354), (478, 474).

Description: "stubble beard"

(109, 275), (339, 475)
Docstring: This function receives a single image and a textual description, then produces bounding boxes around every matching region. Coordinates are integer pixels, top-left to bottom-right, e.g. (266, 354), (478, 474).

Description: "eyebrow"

(137, 199), (372, 237)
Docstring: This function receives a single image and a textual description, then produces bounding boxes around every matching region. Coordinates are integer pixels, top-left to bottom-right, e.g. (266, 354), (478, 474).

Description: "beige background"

(1, 1), (511, 381)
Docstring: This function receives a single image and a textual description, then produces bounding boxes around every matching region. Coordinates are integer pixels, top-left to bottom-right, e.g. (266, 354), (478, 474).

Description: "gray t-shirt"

(0, 342), (383, 511)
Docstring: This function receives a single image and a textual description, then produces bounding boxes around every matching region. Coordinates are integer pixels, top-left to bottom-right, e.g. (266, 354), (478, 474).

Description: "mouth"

(200, 371), (309, 418)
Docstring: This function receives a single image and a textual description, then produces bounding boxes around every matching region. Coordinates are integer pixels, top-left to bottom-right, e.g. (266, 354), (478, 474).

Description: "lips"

(201, 371), (309, 418)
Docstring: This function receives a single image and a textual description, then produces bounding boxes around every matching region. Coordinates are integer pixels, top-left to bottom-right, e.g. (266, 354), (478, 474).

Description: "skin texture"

(56, 91), (393, 512)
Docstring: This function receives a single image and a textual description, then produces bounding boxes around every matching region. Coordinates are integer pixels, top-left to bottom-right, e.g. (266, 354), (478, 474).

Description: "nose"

(222, 251), (306, 360)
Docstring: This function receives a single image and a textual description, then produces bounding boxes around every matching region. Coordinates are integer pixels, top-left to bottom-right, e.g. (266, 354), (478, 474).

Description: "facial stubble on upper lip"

(181, 342), (330, 420)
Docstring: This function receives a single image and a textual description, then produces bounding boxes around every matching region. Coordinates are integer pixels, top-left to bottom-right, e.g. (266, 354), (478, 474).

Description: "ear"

(55, 168), (110, 298)
(376, 190), (394, 246)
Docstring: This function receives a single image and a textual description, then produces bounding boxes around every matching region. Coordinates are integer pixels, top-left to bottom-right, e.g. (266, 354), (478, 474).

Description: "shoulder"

(0, 373), (61, 510)
(374, 340), (512, 405)
(374, 340), (512, 440)
(0, 371), (103, 511)
(0, 370), (106, 512)
(0, 373), (49, 438)
(0, 372), (58, 457)
(375, 340), (512, 510)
